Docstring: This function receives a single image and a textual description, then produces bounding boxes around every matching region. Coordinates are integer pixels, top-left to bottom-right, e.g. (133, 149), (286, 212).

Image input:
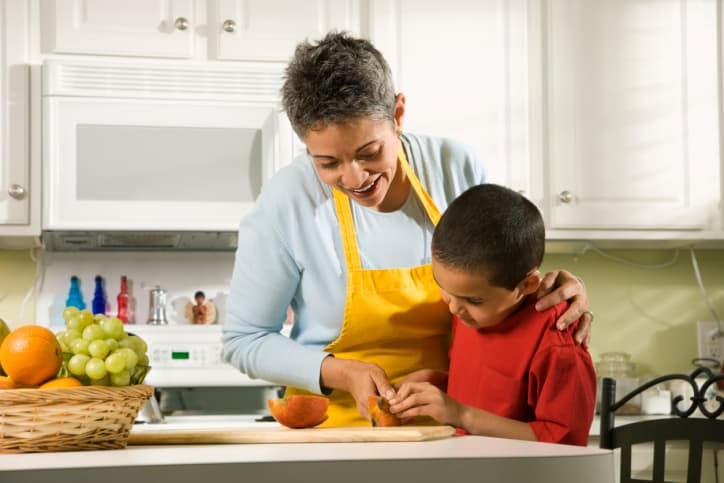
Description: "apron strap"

(332, 142), (442, 272)
(397, 145), (442, 225)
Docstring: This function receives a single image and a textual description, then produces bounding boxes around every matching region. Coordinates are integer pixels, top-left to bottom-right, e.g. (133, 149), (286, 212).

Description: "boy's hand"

(396, 369), (449, 390)
(535, 269), (592, 345)
(388, 381), (461, 426)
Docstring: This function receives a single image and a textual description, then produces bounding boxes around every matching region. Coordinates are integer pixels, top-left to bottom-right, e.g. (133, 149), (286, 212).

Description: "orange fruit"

(0, 325), (63, 386)
(38, 377), (83, 389)
(267, 395), (329, 428)
(368, 395), (401, 427)
(0, 375), (17, 389)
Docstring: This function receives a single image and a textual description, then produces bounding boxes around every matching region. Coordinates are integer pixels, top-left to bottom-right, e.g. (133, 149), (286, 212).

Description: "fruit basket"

(0, 384), (154, 453)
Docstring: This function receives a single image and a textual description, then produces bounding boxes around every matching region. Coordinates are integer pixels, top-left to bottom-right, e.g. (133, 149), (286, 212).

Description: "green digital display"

(171, 351), (190, 360)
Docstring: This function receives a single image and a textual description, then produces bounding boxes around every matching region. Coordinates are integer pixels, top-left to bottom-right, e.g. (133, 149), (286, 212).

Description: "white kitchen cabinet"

(544, 0), (720, 234)
(0, 0), (38, 237)
(210, 0), (361, 61)
(39, 0), (196, 59)
(40, 0), (362, 61)
(370, 0), (535, 196)
(372, 0), (722, 239)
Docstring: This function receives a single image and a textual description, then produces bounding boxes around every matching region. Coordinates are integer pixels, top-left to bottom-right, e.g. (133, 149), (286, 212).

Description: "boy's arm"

(456, 405), (537, 441)
(527, 345), (597, 445)
(389, 382), (536, 442)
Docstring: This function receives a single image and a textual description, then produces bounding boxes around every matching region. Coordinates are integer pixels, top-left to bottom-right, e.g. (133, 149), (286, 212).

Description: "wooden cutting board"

(128, 425), (456, 445)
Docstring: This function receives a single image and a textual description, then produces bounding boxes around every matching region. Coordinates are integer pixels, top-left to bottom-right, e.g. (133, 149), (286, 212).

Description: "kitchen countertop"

(0, 417), (614, 483)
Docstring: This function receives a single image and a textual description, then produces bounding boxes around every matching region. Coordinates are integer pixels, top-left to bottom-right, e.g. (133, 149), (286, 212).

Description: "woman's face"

(303, 96), (407, 212)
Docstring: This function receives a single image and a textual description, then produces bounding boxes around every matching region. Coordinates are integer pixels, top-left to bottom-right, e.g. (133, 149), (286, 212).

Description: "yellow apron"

(286, 146), (451, 426)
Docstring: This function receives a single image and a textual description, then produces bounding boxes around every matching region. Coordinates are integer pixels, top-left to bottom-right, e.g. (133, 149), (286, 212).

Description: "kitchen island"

(0, 434), (612, 483)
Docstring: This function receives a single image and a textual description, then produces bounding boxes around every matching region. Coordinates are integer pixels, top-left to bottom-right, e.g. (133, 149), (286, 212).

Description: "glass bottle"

(65, 276), (86, 310)
(596, 352), (641, 414)
(92, 275), (107, 315)
(117, 275), (130, 324)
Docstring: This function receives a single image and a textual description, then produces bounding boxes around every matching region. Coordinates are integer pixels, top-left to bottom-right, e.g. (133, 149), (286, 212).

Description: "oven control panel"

(148, 343), (223, 368)
(127, 324), (274, 387)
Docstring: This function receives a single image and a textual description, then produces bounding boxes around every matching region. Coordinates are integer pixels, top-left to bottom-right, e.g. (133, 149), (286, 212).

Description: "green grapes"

(68, 354), (90, 376)
(57, 308), (150, 386)
(85, 357), (107, 380)
(82, 324), (105, 341)
(70, 338), (90, 355)
(110, 370), (131, 387)
(104, 352), (126, 374)
(88, 339), (110, 359)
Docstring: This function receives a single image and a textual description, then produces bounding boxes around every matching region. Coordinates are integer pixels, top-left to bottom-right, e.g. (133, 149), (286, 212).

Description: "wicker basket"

(0, 384), (154, 453)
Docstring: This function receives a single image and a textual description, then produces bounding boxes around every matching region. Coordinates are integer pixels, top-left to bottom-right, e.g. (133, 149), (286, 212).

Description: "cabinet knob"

(558, 190), (574, 204)
(174, 17), (189, 31)
(8, 184), (26, 200)
(222, 19), (236, 33)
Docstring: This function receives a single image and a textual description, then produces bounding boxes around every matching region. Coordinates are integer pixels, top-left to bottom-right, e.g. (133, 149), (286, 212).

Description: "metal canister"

(147, 286), (168, 325)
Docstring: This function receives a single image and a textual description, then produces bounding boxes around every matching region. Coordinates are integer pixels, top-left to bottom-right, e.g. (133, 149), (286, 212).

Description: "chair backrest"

(599, 368), (724, 483)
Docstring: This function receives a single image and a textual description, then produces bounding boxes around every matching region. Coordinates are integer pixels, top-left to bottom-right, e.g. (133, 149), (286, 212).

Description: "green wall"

(0, 249), (37, 328)
(541, 248), (724, 377)
(1, 247), (722, 376)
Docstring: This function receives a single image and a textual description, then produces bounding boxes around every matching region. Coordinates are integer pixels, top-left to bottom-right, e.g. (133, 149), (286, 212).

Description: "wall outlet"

(696, 321), (724, 361)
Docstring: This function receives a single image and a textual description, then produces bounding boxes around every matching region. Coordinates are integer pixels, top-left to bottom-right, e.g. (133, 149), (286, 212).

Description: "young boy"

(388, 184), (596, 445)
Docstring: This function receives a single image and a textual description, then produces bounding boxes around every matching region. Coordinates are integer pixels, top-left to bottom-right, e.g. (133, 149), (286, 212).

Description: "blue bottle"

(65, 276), (86, 310)
(92, 275), (107, 315)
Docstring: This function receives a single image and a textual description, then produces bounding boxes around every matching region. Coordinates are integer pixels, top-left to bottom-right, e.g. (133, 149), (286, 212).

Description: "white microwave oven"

(41, 59), (299, 249)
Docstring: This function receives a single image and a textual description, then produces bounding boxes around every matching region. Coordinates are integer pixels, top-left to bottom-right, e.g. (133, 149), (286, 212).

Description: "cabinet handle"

(222, 19), (236, 33)
(8, 184), (27, 200)
(558, 190), (574, 204)
(174, 17), (189, 31)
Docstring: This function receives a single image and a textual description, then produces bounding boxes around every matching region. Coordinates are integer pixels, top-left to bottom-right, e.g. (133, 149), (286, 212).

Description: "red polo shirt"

(447, 298), (596, 446)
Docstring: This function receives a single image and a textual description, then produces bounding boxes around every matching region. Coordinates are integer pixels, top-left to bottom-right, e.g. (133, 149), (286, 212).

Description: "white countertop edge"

(0, 435), (611, 472)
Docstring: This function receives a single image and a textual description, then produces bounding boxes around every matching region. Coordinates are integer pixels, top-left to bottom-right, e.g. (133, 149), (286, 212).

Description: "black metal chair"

(599, 368), (724, 483)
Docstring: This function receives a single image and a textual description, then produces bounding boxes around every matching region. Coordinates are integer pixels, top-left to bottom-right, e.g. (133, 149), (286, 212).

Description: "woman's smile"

(346, 175), (382, 199)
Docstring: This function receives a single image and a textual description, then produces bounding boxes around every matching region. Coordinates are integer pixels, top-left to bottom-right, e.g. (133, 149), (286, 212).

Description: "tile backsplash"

(34, 251), (234, 328)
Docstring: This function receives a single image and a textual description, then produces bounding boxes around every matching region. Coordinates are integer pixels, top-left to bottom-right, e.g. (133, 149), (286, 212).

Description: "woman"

(223, 31), (592, 426)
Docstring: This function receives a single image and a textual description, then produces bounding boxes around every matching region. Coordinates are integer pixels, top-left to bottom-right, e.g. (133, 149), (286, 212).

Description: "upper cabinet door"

(41, 0), (195, 58)
(0, 0), (31, 230)
(370, 0), (535, 198)
(546, 0), (720, 231)
(211, 0), (361, 61)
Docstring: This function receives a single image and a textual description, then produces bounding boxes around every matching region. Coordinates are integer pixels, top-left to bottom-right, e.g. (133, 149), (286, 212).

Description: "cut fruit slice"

(267, 395), (329, 429)
(368, 395), (402, 427)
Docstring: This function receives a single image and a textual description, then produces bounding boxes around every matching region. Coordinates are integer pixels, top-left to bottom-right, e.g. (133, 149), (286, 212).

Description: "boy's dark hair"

(281, 31), (396, 139)
(432, 184), (545, 291)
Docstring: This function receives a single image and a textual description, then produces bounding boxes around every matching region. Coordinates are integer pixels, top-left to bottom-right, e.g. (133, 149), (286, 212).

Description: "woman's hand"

(320, 356), (395, 419)
(388, 381), (461, 425)
(535, 269), (592, 345)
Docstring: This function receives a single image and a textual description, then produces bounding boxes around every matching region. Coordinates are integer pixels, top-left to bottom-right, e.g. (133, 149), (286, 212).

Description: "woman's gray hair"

(281, 31), (397, 139)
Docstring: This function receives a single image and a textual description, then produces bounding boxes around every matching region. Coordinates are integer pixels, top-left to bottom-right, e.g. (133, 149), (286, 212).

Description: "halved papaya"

(267, 395), (329, 428)
(368, 395), (401, 427)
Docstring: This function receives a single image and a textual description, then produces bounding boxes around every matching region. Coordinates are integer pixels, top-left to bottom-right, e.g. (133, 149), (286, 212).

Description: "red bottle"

(117, 275), (130, 324)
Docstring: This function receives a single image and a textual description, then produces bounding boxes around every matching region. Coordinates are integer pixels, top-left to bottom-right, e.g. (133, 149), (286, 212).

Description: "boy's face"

(432, 259), (531, 329)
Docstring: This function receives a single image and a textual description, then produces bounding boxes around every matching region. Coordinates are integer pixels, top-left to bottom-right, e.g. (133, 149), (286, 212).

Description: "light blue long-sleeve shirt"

(222, 133), (485, 393)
